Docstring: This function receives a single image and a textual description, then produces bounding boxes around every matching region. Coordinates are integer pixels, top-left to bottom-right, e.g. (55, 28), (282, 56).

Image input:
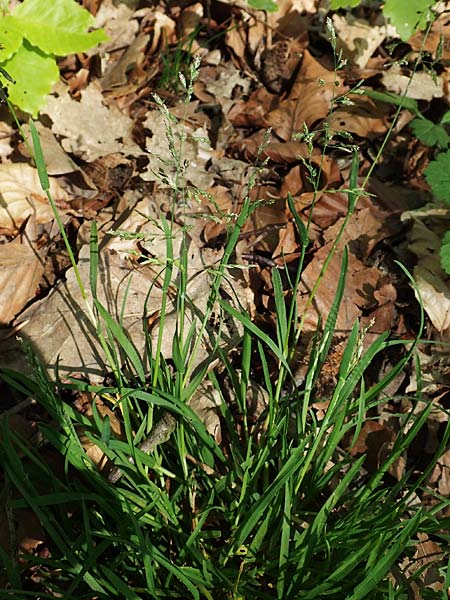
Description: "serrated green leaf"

(410, 118), (450, 149)
(441, 110), (450, 125)
(440, 231), (450, 275)
(247, 0), (278, 11)
(425, 150), (450, 205)
(331, 0), (360, 8)
(383, 0), (434, 41)
(1, 41), (59, 117)
(12, 0), (107, 56)
(0, 16), (23, 62)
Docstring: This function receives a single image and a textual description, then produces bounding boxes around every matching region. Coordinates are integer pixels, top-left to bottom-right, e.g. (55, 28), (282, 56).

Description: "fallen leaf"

(189, 380), (222, 443)
(297, 245), (381, 332)
(142, 109), (215, 191)
(382, 66), (444, 101)
(0, 235), (45, 325)
(265, 50), (345, 140)
(328, 95), (390, 138)
(94, 0), (139, 53)
(0, 162), (69, 233)
(332, 14), (386, 69)
(403, 212), (450, 332)
(13, 244), (165, 382)
(42, 82), (141, 161)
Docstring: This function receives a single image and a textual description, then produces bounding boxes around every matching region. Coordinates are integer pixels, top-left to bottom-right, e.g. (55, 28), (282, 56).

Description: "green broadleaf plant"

(0, 0), (107, 116)
(440, 231), (450, 274)
(425, 150), (450, 205)
(424, 146), (450, 275)
(410, 116), (450, 149)
(247, 0), (278, 11)
(330, 0), (435, 41)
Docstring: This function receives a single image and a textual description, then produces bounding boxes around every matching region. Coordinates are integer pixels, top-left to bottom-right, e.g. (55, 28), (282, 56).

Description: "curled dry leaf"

(75, 393), (124, 472)
(100, 32), (150, 93)
(21, 121), (85, 177)
(404, 212), (450, 332)
(189, 380), (222, 443)
(0, 163), (69, 233)
(328, 95), (390, 139)
(0, 121), (14, 159)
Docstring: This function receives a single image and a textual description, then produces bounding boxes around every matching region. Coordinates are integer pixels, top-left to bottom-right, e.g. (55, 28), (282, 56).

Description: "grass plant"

(1, 21), (450, 600)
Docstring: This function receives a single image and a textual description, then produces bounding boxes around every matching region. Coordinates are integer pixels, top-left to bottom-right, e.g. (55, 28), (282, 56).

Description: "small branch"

(107, 412), (177, 484)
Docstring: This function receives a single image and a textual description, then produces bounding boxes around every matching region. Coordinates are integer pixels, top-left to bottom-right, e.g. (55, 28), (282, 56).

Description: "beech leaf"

(12, 0), (108, 55)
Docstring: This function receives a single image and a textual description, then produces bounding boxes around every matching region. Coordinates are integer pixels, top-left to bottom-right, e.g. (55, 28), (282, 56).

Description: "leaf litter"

(1, 0), (450, 594)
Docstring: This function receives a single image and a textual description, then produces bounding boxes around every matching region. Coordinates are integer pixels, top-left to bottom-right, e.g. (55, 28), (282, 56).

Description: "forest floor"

(1, 0), (450, 598)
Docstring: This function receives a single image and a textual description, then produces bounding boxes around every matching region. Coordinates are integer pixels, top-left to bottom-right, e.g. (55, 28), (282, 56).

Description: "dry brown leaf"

(0, 236), (45, 325)
(265, 50), (345, 141)
(382, 66), (444, 101)
(94, 0), (139, 53)
(11, 218), (252, 381)
(403, 211), (450, 332)
(148, 10), (177, 55)
(267, 0), (314, 43)
(189, 380), (222, 443)
(42, 82), (141, 161)
(324, 206), (388, 256)
(225, 18), (248, 64)
(75, 393), (124, 471)
(22, 122), (84, 177)
(332, 14), (386, 69)
(399, 532), (445, 597)
(0, 121), (14, 159)
(12, 244), (165, 382)
(297, 246), (381, 332)
(178, 3), (203, 53)
(197, 63), (251, 122)
(101, 32), (150, 92)
(409, 11), (450, 60)
(0, 163), (69, 233)
(142, 109), (215, 191)
(328, 96), (390, 138)
(228, 88), (278, 129)
(0, 508), (45, 556)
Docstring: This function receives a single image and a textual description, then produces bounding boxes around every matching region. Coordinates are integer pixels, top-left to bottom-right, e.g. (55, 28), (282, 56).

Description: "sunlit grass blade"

(94, 299), (145, 383)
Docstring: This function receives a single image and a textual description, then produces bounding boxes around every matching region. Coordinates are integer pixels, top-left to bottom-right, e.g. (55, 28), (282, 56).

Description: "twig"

(107, 412), (177, 484)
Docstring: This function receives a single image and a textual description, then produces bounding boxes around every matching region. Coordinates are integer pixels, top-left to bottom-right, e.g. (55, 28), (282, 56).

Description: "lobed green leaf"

(410, 117), (450, 149)
(425, 150), (450, 204)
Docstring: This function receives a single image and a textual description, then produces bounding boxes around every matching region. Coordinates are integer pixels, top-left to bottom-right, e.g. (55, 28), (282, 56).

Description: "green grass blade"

(94, 299), (145, 383)
(29, 118), (49, 191)
(89, 220), (99, 300)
